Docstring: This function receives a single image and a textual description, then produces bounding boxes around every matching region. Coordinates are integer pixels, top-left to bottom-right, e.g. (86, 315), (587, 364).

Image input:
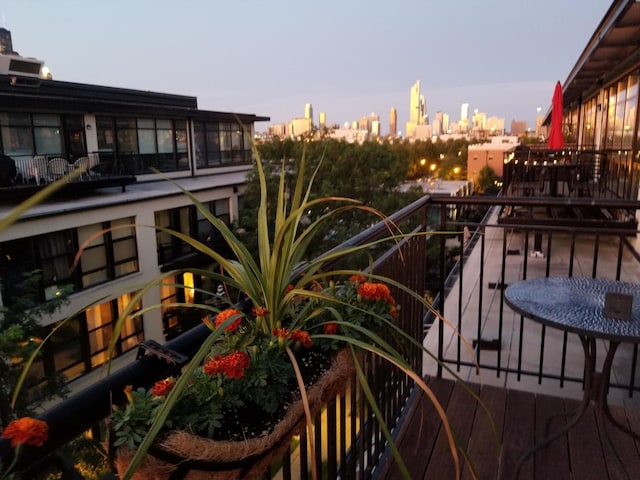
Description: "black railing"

(3, 193), (640, 479)
(0, 196), (432, 479)
(426, 195), (640, 400)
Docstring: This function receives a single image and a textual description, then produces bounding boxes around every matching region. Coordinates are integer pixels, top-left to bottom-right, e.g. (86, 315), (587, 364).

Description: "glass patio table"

(504, 277), (640, 478)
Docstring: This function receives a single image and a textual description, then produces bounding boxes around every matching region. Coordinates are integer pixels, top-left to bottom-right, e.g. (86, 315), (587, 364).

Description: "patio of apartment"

(394, 201), (640, 480)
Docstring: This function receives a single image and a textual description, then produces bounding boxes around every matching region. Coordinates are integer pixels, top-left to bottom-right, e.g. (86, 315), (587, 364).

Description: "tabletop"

(504, 277), (640, 342)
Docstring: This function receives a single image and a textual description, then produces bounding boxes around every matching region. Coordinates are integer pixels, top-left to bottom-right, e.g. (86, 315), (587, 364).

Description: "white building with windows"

(0, 36), (268, 394)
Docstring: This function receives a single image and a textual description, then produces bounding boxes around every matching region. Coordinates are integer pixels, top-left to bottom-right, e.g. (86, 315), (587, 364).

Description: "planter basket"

(114, 348), (356, 480)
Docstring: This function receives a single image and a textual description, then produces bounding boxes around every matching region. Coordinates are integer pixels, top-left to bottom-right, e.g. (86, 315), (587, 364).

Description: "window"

(97, 116), (188, 174)
(29, 293), (144, 387)
(0, 112), (65, 158)
(193, 121), (250, 168)
(0, 218), (139, 305)
(155, 200), (231, 265)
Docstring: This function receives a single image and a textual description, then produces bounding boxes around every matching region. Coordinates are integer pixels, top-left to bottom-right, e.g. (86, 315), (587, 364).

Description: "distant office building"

(267, 123), (288, 138)
(371, 120), (380, 137)
(304, 103), (313, 124)
(510, 119), (527, 135)
(358, 116), (368, 131)
(289, 117), (312, 137)
(0, 28), (15, 54)
(406, 80), (427, 138)
(434, 111), (444, 136)
(486, 116), (505, 135)
(467, 136), (519, 182)
(319, 112), (326, 129)
(442, 113), (450, 134)
(472, 110), (486, 130)
(389, 107), (397, 137)
(368, 112), (380, 136)
(460, 103), (469, 132)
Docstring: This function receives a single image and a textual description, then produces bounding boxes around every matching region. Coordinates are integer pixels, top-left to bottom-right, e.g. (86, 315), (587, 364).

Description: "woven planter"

(114, 348), (355, 480)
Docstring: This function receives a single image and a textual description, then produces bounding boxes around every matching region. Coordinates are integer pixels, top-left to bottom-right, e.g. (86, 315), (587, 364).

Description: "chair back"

(48, 157), (69, 180)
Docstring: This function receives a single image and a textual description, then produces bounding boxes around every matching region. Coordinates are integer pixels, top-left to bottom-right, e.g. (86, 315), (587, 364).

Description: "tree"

(0, 271), (70, 430)
(237, 139), (423, 261)
(475, 165), (499, 194)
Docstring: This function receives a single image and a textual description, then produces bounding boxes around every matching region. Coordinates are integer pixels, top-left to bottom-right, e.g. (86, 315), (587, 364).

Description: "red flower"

(252, 306), (269, 318)
(204, 352), (250, 379)
(151, 378), (175, 397)
(203, 355), (225, 376)
(323, 322), (338, 335)
(290, 329), (313, 348)
(2, 417), (49, 447)
(222, 351), (250, 379)
(272, 328), (290, 339)
(358, 282), (396, 306)
(214, 308), (242, 332)
(284, 284), (294, 296)
(349, 275), (367, 284)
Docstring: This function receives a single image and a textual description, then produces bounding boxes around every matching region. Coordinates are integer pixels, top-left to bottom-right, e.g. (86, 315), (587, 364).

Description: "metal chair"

(26, 156), (48, 185)
(73, 156), (90, 180)
(48, 157), (70, 181)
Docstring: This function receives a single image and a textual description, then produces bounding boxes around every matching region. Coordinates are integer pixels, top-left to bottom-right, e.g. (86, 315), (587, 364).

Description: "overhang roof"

(561, 0), (640, 112)
(0, 75), (270, 123)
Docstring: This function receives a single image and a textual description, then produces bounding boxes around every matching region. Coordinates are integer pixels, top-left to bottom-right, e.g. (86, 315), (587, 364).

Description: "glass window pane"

(137, 118), (154, 129)
(116, 118), (136, 129)
(2, 127), (33, 156)
(78, 223), (105, 247)
(157, 129), (173, 154)
(81, 247), (107, 272)
(117, 128), (138, 153)
(34, 127), (63, 155)
(32, 114), (60, 126)
(138, 129), (156, 154)
(156, 119), (171, 129)
(0, 113), (30, 125)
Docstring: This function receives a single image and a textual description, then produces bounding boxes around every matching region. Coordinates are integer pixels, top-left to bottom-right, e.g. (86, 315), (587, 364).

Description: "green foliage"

(238, 138), (423, 261)
(0, 271), (70, 431)
(475, 165), (499, 194)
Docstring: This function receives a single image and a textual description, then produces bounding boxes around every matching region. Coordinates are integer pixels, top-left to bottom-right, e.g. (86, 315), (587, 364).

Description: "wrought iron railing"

(2, 193), (640, 479)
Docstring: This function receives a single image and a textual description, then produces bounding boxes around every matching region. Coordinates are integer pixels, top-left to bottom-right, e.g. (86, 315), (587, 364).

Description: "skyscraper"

(0, 28), (15, 55)
(304, 103), (313, 126)
(319, 112), (326, 129)
(389, 107), (397, 138)
(406, 81), (427, 138)
(460, 103), (469, 132)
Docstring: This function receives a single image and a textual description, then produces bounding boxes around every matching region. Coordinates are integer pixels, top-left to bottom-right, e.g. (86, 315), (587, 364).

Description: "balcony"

(2, 185), (640, 479)
(0, 152), (136, 199)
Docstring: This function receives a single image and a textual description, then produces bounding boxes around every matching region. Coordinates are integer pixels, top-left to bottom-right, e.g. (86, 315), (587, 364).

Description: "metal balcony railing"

(2, 193), (640, 479)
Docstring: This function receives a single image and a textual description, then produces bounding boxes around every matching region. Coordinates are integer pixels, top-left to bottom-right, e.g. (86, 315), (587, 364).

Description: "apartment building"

(0, 45), (268, 392)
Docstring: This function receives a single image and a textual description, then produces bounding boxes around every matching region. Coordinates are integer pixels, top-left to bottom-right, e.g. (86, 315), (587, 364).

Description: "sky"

(1, 0), (613, 133)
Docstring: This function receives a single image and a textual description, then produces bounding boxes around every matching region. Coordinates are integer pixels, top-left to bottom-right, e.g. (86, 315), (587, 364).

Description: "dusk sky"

(2, 0), (611, 133)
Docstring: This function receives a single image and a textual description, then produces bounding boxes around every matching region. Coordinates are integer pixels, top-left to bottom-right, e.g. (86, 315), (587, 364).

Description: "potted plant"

(4, 149), (473, 480)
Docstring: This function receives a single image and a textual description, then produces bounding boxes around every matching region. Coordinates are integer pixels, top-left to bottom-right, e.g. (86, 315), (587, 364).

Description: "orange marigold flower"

(390, 306), (399, 319)
(284, 284), (294, 296)
(358, 282), (396, 305)
(151, 378), (175, 397)
(290, 329), (313, 348)
(222, 351), (250, 379)
(349, 275), (367, 284)
(2, 417), (49, 448)
(214, 308), (242, 332)
(272, 328), (290, 339)
(323, 322), (338, 335)
(203, 355), (225, 376)
(252, 306), (269, 318)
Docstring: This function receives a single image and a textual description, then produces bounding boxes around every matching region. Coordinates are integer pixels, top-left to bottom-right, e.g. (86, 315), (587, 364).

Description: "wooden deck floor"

(377, 377), (640, 480)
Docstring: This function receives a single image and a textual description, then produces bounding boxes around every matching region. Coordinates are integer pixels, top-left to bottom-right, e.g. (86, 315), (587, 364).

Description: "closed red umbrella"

(547, 81), (564, 150)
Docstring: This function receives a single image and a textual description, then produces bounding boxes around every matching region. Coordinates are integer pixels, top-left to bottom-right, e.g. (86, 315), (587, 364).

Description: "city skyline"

(0, 0), (612, 132)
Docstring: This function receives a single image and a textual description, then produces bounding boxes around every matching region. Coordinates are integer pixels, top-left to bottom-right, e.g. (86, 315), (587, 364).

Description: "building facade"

(0, 47), (268, 393)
